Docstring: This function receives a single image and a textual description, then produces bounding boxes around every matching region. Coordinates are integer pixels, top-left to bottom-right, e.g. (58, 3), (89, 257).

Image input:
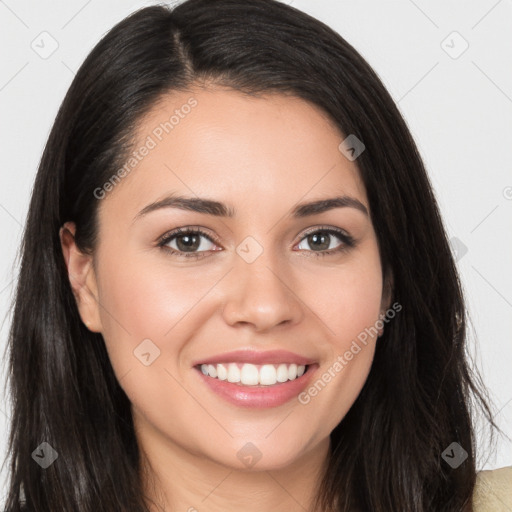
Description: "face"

(61, 86), (391, 473)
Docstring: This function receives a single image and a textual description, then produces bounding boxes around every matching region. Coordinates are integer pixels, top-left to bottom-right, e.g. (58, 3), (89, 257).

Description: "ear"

(378, 270), (394, 336)
(59, 221), (103, 332)
(380, 270), (394, 312)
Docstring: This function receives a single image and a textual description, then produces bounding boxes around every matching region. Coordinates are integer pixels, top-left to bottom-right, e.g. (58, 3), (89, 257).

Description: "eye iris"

(176, 234), (200, 252)
(308, 232), (330, 251)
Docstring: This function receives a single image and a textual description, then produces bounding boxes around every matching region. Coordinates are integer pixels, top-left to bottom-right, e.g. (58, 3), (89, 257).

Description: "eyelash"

(156, 225), (356, 260)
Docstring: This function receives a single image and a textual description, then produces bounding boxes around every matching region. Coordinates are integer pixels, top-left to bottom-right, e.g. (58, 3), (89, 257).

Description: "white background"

(1, 0), (511, 501)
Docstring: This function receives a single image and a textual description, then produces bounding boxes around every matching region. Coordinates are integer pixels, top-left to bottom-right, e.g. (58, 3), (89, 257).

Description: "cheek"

(94, 249), (222, 371)
(308, 250), (384, 346)
(295, 248), (383, 426)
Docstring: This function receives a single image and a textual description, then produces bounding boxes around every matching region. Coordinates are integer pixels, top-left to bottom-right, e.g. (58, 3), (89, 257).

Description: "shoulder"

(472, 466), (512, 512)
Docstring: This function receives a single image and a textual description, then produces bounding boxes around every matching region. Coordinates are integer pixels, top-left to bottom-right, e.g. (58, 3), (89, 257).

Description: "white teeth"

(259, 364), (277, 385)
(276, 364), (289, 383)
(227, 363), (241, 383)
(207, 364), (217, 378)
(240, 363), (259, 385)
(217, 363), (228, 380)
(199, 362), (308, 386)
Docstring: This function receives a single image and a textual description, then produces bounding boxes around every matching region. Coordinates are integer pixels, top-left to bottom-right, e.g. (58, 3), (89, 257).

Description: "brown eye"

(296, 227), (355, 257)
(158, 227), (219, 259)
(172, 232), (204, 252)
(303, 232), (334, 251)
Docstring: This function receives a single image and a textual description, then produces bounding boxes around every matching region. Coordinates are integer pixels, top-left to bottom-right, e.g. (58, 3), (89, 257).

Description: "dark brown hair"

(3, 1), (498, 510)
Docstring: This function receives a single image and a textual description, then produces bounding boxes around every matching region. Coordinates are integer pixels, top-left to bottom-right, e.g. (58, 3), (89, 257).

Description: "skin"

(60, 86), (392, 512)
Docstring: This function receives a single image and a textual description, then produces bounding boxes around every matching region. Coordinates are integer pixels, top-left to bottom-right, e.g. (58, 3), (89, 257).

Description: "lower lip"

(195, 364), (318, 409)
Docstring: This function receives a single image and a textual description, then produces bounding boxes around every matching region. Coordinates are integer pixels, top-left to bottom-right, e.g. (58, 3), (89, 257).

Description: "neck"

(137, 421), (331, 512)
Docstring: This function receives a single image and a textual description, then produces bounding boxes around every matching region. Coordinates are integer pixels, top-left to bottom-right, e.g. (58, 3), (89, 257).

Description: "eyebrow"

(133, 194), (369, 222)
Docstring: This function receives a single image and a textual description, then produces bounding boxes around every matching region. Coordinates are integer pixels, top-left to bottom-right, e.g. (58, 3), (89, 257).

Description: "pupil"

(309, 233), (329, 251)
(177, 234), (200, 252)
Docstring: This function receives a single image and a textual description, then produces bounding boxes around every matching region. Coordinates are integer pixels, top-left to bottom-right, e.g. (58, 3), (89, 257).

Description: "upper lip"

(193, 349), (315, 367)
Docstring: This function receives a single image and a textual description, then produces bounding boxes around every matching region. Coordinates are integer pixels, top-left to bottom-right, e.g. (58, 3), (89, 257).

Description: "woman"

(3, 0), (510, 510)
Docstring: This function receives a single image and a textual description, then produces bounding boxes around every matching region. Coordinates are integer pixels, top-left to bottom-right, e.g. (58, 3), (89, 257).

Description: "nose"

(221, 246), (304, 332)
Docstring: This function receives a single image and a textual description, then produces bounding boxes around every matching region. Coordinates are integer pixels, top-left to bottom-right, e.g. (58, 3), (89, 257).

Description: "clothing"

(473, 466), (512, 511)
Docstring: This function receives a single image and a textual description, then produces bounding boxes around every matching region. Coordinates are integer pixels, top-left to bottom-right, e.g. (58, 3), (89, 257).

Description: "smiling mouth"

(196, 362), (310, 386)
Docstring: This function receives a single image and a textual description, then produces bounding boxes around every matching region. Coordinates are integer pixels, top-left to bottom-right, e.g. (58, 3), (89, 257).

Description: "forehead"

(99, 86), (369, 221)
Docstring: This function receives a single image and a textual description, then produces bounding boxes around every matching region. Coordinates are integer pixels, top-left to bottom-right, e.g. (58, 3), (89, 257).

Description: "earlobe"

(59, 221), (103, 332)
